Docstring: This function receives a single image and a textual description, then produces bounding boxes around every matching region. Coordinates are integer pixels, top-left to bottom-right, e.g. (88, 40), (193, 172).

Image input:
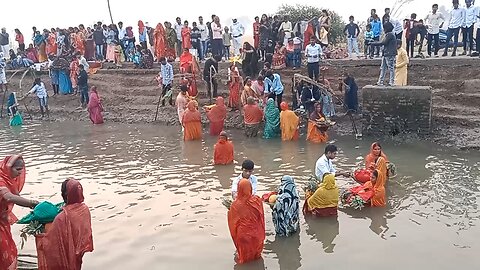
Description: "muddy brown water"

(1, 121), (479, 269)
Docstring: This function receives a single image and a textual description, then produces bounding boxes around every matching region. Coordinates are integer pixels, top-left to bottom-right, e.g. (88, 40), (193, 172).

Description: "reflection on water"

(1, 121), (480, 269)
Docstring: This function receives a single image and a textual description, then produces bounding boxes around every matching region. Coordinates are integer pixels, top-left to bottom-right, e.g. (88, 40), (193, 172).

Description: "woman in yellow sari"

(307, 102), (328, 143)
(303, 174), (339, 217)
(279, 102), (299, 141)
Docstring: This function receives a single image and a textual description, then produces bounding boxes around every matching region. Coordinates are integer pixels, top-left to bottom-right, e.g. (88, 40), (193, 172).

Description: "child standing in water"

(231, 160), (258, 199)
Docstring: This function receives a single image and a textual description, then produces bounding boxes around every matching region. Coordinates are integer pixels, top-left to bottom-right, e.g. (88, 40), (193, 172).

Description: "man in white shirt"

(23, 78), (49, 119)
(443, 0), (465, 56)
(117, 22), (127, 60)
(425, 4), (445, 57)
(305, 37), (323, 81)
(198, 16), (209, 60)
(315, 144), (351, 181)
(231, 160), (258, 199)
(279, 16), (293, 45)
(462, 0), (477, 55)
(174, 17), (184, 58)
(230, 19), (245, 57)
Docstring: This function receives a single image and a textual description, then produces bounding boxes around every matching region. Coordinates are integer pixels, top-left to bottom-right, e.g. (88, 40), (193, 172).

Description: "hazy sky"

(2, 0), (455, 39)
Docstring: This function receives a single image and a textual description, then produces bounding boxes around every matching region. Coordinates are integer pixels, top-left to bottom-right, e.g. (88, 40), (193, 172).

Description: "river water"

(1, 121), (479, 269)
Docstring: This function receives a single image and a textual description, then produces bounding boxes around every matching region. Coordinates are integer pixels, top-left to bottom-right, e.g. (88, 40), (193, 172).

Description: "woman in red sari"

(154, 23), (166, 60)
(46, 31), (57, 57)
(36, 178), (94, 270)
(88, 86), (104, 125)
(304, 21), (315, 49)
(228, 64), (242, 109)
(272, 41), (286, 70)
(75, 30), (86, 56)
(182, 101), (202, 141)
(228, 179), (265, 264)
(181, 21), (192, 50)
(253, 17), (260, 49)
(206, 97), (227, 136)
(26, 44), (39, 63)
(179, 49), (198, 96)
(0, 155), (39, 270)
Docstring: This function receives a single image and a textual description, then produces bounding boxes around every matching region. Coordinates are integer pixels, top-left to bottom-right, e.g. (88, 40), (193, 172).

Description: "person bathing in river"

(263, 98), (281, 139)
(176, 85), (190, 124)
(272, 175), (300, 236)
(0, 155), (39, 270)
(279, 102), (299, 141)
(307, 102), (328, 144)
(315, 144), (351, 181)
(182, 100), (202, 141)
(206, 97), (227, 136)
(241, 77), (260, 107)
(35, 178), (94, 270)
(88, 86), (104, 125)
(214, 131), (234, 165)
(243, 97), (264, 137)
(347, 170), (386, 207)
(303, 173), (339, 217)
(231, 159), (258, 199)
(228, 179), (265, 264)
(365, 142), (389, 170)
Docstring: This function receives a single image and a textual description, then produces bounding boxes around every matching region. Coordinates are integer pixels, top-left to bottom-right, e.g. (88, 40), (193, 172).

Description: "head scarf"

(272, 176), (299, 236)
(227, 179), (265, 264)
(366, 142), (388, 163)
(0, 155), (26, 225)
(207, 97), (227, 123)
(65, 178), (85, 204)
(307, 174), (339, 210)
(280, 101), (289, 111)
(182, 101), (201, 123)
(263, 98), (280, 139)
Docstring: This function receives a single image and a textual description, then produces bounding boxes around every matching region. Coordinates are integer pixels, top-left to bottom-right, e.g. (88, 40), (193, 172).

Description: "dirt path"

(4, 57), (480, 149)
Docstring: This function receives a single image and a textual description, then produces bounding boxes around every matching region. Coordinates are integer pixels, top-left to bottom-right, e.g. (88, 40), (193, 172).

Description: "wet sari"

(279, 102), (299, 141)
(36, 179), (94, 270)
(175, 92), (189, 124)
(154, 23), (166, 60)
(182, 101), (202, 141)
(207, 97), (227, 136)
(0, 155), (26, 270)
(303, 174), (339, 217)
(306, 105), (328, 143)
(241, 85), (258, 107)
(228, 66), (241, 109)
(228, 179), (265, 264)
(88, 87), (104, 124)
(263, 98), (280, 139)
(272, 176), (299, 236)
(214, 137), (234, 165)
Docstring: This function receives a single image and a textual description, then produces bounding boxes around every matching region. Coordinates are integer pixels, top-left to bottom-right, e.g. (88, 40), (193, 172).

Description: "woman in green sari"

(263, 98), (281, 139)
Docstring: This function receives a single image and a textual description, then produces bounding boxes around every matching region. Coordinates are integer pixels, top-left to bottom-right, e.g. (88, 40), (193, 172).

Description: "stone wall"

(362, 85), (433, 136)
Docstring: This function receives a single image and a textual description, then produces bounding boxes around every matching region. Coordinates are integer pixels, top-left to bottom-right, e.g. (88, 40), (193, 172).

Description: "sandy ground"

(3, 57), (480, 149)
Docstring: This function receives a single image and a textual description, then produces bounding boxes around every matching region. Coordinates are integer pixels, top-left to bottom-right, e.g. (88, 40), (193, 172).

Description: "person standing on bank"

(23, 78), (49, 119)
(425, 4), (445, 57)
(395, 40), (409, 86)
(263, 70), (284, 109)
(315, 144), (351, 181)
(443, 0), (465, 57)
(372, 22), (397, 86)
(305, 37), (323, 81)
(344, 16), (360, 59)
(462, 0), (477, 56)
(174, 17), (184, 58)
(159, 57), (174, 106)
(0, 28), (9, 58)
(203, 55), (221, 99)
(230, 19), (245, 57)
(78, 64), (89, 108)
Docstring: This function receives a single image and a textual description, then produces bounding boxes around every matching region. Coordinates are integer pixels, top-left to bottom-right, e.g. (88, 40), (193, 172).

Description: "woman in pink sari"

(36, 178), (94, 270)
(0, 155), (39, 270)
(88, 86), (104, 124)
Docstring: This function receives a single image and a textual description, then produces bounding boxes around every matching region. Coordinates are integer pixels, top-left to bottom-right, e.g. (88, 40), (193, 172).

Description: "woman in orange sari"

(180, 49), (198, 96)
(279, 102), (299, 141)
(36, 178), (94, 270)
(182, 101), (202, 141)
(0, 155), (39, 270)
(75, 30), (86, 56)
(228, 64), (242, 109)
(365, 142), (389, 170)
(154, 23), (166, 60)
(307, 102), (328, 143)
(228, 179), (265, 264)
(214, 131), (234, 165)
(181, 21), (192, 50)
(206, 97), (227, 136)
(253, 17), (260, 49)
(345, 169), (385, 207)
(45, 31), (57, 56)
(375, 156), (388, 184)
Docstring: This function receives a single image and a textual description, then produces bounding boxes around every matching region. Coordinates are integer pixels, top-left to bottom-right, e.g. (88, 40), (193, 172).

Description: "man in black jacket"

(78, 64), (89, 108)
(203, 55), (222, 99)
(372, 22), (397, 86)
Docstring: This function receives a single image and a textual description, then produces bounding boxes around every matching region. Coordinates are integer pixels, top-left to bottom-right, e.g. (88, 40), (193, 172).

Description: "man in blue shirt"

(370, 15), (383, 57)
(159, 57), (174, 106)
(264, 70), (284, 108)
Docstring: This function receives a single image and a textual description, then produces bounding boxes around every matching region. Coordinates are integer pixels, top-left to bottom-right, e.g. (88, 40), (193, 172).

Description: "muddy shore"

(4, 57), (480, 149)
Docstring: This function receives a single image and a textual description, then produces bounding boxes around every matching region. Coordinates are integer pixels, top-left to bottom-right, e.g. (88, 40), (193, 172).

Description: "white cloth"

(425, 12), (445, 34)
(198, 23), (209, 41)
(232, 37), (242, 56)
(390, 18), (404, 35)
(1, 45), (9, 60)
(230, 22), (245, 38)
(78, 56), (90, 73)
(315, 154), (336, 180)
(118, 28), (126, 40)
(279, 21), (293, 32)
(305, 43), (323, 63)
(448, 7), (465, 29)
(212, 23), (223, 40)
(29, 82), (48, 98)
(231, 174), (258, 198)
(464, 6), (477, 27)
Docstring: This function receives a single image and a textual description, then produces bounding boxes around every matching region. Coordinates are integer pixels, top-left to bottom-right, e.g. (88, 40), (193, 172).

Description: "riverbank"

(4, 57), (480, 149)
